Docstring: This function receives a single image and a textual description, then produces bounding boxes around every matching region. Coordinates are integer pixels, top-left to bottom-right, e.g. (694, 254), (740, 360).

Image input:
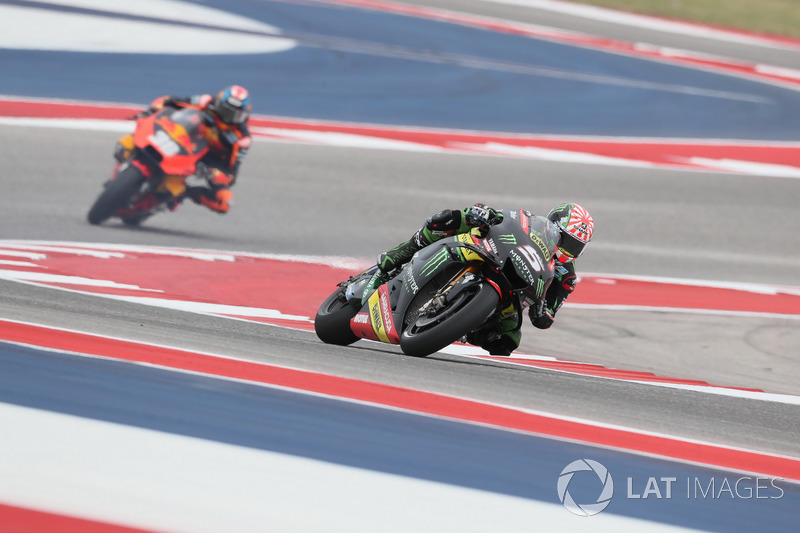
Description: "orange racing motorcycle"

(87, 106), (211, 226)
(314, 210), (559, 357)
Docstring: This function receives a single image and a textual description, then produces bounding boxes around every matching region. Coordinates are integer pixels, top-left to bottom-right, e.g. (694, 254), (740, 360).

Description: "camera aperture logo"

(558, 459), (614, 516)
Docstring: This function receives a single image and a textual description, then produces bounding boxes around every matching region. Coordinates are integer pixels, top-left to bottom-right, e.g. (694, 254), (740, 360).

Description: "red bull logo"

(157, 118), (195, 153)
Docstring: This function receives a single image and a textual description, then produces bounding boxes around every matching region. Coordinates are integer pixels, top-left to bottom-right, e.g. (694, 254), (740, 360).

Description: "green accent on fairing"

(497, 234), (517, 245)
(361, 270), (385, 305)
(420, 247), (449, 277)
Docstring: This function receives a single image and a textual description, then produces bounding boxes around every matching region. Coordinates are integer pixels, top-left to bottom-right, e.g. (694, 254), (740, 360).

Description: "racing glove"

(465, 203), (502, 228)
(529, 300), (554, 329)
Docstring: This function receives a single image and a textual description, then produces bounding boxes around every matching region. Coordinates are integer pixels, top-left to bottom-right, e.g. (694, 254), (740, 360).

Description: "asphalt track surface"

(1, 0), (800, 525)
(2, 122), (799, 458)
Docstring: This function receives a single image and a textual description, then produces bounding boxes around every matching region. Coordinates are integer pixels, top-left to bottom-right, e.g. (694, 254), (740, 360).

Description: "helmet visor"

(557, 231), (587, 260)
(216, 101), (248, 124)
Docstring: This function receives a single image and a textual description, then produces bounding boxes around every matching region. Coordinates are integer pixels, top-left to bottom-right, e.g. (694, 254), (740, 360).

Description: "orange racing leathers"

(114, 94), (251, 213)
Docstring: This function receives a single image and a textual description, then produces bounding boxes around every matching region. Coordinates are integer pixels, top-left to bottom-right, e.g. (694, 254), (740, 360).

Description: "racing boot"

(377, 233), (426, 273)
(361, 230), (429, 305)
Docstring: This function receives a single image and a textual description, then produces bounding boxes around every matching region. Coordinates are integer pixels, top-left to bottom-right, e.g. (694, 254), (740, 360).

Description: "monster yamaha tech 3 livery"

(315, 209), (560, 357)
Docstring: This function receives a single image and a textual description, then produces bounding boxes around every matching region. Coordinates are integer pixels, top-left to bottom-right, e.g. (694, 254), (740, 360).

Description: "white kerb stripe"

(0, 403), (703, 533)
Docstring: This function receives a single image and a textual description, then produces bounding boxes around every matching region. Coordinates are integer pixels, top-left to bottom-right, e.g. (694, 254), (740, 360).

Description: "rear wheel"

(400, 281), (499, 357)
(87, 164), (145, 225)
(314, 288), (360, 346)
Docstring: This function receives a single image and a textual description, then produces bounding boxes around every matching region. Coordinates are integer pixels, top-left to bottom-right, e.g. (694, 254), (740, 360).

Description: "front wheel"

(400, 281), (499, 357)
(87, 164), (145, 225)
(314, 287), (360, 346)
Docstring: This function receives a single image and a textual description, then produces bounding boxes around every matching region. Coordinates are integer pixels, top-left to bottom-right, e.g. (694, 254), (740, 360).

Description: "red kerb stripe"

(2, 320), (798, 481)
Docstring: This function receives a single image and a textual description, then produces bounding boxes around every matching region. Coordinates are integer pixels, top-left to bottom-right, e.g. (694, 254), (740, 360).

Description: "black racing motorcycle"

(314, 209), (560, 357)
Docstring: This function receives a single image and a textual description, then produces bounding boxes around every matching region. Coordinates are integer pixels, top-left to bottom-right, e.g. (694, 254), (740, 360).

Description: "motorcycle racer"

(113, 85), (252, 214)
(364, 202), (594, 355)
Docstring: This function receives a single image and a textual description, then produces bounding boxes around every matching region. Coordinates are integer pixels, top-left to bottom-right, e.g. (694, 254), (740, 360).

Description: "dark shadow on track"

(88, 221), (227, 240)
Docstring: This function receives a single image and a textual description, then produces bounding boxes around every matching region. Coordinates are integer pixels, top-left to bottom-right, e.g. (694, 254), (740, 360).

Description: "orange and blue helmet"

(212, 85), (252, 125)
(547, 203), (594, 263)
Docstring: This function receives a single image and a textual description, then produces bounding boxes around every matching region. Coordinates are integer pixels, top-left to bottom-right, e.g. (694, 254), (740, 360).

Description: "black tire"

(87, 164), (145, 225)
(400, 282), (499, 357)
(314, 288), (360, 346)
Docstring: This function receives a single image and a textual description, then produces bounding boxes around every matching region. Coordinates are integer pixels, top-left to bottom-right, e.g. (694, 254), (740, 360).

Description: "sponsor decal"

(456, 234), (483, 262)
(380, 291), (393, 335)
(497, 234), (517, 245)
(528, 233), (552, 261)
(521, 294), (537, 309)
(421, 247), (449, 277)
(370, 297), (383, 332)
(149, 128), (185, 156)
(509, 249), (535, 285)
(364, 288), (398, 344)
(350, 311), (377, 340)
(404, 269), (419, 294)
(520, 212), (529, 233)
(517, 245), (544, 272)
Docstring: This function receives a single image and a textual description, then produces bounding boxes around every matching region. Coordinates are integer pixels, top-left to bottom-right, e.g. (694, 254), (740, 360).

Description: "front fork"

(418, 264), (482, 316)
